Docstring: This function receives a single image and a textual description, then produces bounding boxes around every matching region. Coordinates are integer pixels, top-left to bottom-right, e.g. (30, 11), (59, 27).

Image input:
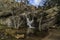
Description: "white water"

(26, 17), (35, 28)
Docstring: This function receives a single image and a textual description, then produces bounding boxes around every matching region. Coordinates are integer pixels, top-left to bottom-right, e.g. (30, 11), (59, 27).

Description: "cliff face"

(0, 0), (60, 40)
(0, 0), (60, 29)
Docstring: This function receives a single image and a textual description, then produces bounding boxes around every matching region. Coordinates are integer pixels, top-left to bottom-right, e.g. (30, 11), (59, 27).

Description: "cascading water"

(25, 14), (35, 35)
(26, 15), (35, 28)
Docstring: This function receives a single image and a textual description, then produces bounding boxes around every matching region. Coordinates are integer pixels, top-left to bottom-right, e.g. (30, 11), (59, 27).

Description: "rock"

(45, 7), (59, 14)
(15, 34), (25, 39)
(0, 17), (12, 27)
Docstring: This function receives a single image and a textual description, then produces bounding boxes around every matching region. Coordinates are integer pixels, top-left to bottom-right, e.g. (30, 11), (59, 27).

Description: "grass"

(0, 24), (10, 29)
(0, 24), (26, 40)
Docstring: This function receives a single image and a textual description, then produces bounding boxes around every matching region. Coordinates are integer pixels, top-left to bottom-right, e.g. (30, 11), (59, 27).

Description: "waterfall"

(26, 15), (35, 28)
